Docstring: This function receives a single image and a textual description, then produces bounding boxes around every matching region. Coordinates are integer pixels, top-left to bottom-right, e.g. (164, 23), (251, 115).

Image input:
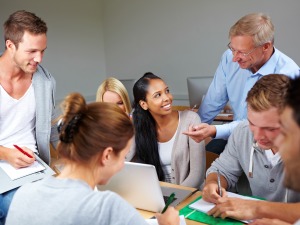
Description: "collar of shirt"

(247, 47), (278, 77)
(253, 141), (282, 164)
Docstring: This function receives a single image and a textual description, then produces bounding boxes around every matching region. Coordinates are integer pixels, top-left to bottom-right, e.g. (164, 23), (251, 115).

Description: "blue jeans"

(0, 188), (18, 225)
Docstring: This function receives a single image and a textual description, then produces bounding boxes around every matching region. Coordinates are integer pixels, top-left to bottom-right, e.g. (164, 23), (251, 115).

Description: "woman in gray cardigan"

(126, 73), (205, 189)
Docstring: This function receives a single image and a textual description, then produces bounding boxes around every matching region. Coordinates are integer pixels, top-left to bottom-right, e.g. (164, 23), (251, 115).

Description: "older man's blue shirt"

(198, 47), (300, 140)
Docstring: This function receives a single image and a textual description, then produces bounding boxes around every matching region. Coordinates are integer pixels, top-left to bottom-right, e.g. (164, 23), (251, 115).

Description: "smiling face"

(230, 35), (267, 72)
(247, 106), (281, 151)
(102, 90), (126, 112)
(10, 31), (47, 74)
(139, 79), (173, 116)
(275, 107), (300, 191)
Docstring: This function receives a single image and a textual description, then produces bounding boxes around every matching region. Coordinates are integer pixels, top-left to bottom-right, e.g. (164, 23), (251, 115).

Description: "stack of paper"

(0, 160), (45, 180)
(189, 192), (261, 224)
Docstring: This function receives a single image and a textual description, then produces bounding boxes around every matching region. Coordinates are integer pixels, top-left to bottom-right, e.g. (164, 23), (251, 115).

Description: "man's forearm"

(206, 173), (229, 189)
(256, 201), (300, 223)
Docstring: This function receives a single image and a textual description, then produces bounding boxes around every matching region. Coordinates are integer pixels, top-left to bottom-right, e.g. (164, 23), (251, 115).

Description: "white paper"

(145, 215), (186, 225)
(0, 160), (45, 180)
(189, 192), (261, 224)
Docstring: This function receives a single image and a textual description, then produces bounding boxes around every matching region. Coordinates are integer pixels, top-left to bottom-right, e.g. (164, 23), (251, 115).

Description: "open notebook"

(189, 192), (261, 224)
(0, 160), (45, 180)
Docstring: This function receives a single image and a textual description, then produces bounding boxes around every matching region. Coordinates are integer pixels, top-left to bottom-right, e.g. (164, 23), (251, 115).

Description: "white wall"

(1, 1), (299, 107)
(0, 0), (106, 104)
(102, 0), (300, 106)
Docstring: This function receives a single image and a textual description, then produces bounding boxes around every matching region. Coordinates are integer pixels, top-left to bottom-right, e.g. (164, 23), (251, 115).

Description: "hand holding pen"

(202, 171), (228, 204)
(4, 145), (36, 169)
(156, 193), (180, 225)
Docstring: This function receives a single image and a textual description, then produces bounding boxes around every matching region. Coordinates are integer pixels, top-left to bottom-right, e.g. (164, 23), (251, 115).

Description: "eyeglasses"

(227, 42), (262, 57)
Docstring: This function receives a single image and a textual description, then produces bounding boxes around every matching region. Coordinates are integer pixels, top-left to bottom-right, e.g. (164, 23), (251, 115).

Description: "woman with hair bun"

(96, 77), (132, 115)
(126, 73), (206, 189)
(6, 93), (179, 225)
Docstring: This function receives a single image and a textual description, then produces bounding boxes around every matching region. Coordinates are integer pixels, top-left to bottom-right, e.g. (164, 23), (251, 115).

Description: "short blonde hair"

(229, 13), (274, 47)
(246, 74), (290, 113)
(96, 78), (132, 114)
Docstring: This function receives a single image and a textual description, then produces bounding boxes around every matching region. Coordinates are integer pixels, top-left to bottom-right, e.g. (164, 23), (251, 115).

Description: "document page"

(0, 160), (45, 180)
(189, 192), (261, 224)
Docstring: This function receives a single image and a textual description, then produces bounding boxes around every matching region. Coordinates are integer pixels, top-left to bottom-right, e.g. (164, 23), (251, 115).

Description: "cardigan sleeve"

(49, 74), (59, 149)
(180, 111), (206, 189)
(125, 135), (136, 162)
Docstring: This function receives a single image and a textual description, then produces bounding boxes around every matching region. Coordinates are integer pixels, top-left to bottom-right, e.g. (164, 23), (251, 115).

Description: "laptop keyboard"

(163, 195), (177, 204)
(149, 196), (178, 219)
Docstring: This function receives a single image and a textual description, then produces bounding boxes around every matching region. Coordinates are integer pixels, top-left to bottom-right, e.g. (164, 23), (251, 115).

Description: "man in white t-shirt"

(0, 10), (59, 224)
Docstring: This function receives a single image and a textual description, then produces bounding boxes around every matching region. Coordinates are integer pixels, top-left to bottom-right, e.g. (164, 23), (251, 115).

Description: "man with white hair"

(183, 13), (300, 154)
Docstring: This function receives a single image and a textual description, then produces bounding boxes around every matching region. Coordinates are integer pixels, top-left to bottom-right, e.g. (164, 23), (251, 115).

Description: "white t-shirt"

(6, 176), (148, 225)
(264, 149), (281, 168)
(0, 83), (37, 152)
(158, 113), (180, 183)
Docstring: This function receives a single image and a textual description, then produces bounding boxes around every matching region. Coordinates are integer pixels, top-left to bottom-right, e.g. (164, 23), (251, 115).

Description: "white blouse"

(158, 113), (180, 183)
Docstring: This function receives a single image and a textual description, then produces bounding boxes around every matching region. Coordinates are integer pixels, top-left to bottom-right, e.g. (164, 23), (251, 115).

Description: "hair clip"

(57, 114), (83, 143)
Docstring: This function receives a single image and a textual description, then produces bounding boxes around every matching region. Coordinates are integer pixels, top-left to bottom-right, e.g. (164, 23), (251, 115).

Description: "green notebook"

(179, 195), (265, 225)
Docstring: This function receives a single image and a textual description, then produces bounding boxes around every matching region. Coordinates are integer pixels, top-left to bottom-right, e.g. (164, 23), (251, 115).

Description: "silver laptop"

(187, 77), (213, 108)
(97, 162), (192, 212)
(0, 154), (55, 194)
(187, 77), (232, 111)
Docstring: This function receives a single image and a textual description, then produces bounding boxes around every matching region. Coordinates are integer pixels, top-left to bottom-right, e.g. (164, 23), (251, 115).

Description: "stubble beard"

(13, 53), (37, 74)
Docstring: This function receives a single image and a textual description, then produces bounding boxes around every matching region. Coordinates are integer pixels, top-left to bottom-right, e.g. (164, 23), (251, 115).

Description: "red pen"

(13, 145), (36, 161)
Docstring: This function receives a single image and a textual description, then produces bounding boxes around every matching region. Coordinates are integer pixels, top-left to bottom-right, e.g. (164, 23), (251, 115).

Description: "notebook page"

(189, 192), (261, 224)
(0, 160), (45, 180)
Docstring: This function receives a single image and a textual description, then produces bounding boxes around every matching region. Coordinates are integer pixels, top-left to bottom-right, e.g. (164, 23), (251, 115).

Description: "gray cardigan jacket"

(207, 120), (300, 203)
(32, 64), (59, 165)
(0, 52), (59, 165)
(126, 110), (206, 189)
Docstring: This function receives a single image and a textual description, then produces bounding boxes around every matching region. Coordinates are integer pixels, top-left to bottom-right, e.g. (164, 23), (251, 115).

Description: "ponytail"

(55, 92), (134, 164)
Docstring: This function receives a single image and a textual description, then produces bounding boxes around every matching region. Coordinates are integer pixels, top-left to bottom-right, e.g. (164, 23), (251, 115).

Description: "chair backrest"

(171, 106), (190, 111)
(206, 151), (219, 172)
(50, 144), (58, 159)
(119, 79), (137, 105)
